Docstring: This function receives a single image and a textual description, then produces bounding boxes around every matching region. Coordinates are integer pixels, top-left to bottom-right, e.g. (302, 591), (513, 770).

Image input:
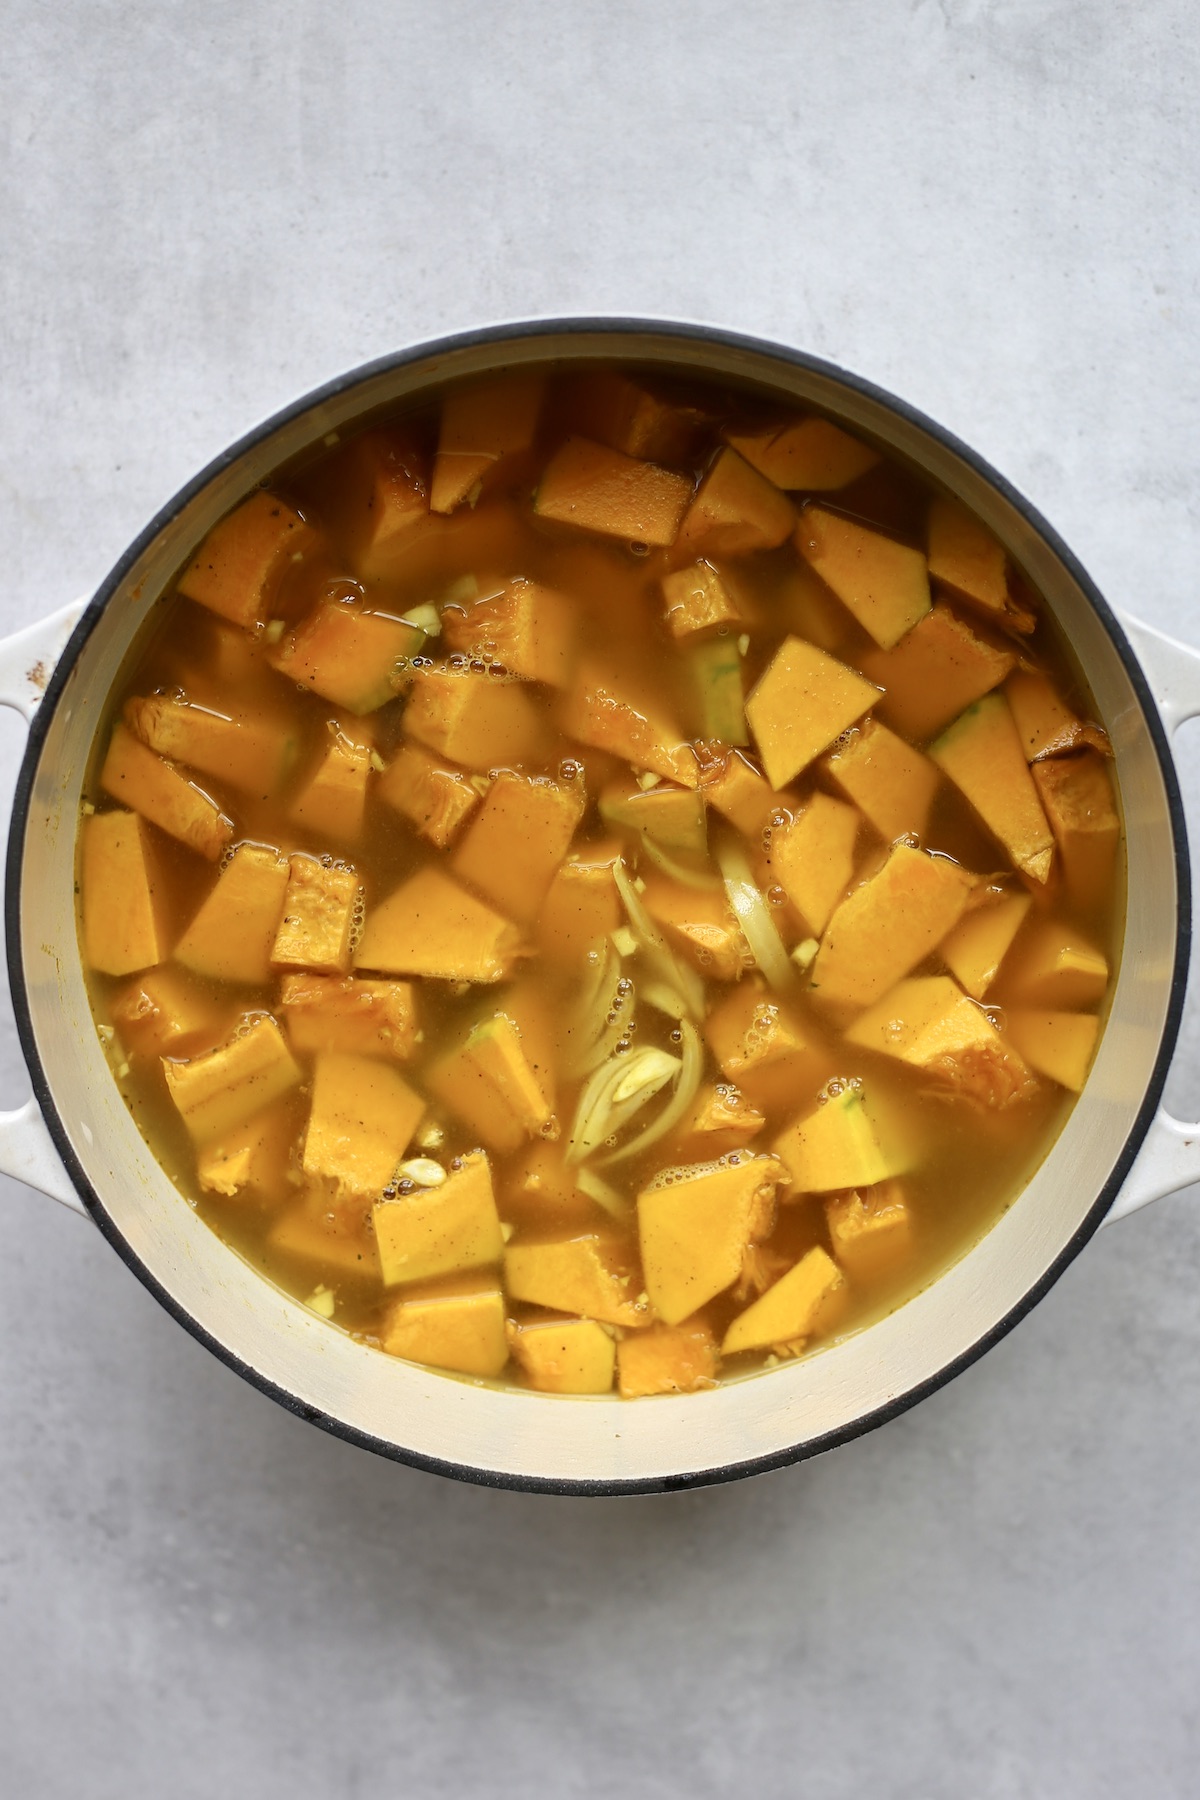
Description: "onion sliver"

(575, 1165), (631, 1220)
(567, 1046), (681, 1163)
(601, 1020), (703, 1168)
(613, 859), (705, 1022)
(639, 833), (722, 890)
(717, 836), (794, 991)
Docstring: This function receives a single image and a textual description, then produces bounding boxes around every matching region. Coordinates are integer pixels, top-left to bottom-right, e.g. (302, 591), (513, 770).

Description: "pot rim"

(9, 315), (1190, 1496)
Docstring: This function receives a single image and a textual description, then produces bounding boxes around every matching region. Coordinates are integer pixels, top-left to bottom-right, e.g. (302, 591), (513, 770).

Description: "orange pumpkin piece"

(535, 437), (692, 546)
(177, 491), (320, 629)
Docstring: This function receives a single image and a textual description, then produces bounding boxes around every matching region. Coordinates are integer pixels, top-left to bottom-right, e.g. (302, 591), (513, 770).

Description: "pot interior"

(13, 324), (1181, 1491)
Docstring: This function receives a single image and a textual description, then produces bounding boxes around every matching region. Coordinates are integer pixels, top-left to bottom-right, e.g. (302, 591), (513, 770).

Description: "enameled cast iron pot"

(5, 320), (1200, 1496)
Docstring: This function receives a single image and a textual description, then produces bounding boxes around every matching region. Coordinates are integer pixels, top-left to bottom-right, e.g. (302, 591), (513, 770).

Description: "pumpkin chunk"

(927, 495), (1033, 632)
(376, 744), (480, 848)
(698, 748), (778, 835)
(999, 920), (1109, 1009)
(726, 417), (880, 491)
(320, 429), (429, 583)
(504, 1234), (648, 1327)
(355, 866), (522, 983)
(428, 1012), (554, 1155)
(567, 370), (710, 463)
(858, 602), (1016, 742)
(373, 1151), (505, 1287)
(111, 965), (227, 1059)
(661, 560), (741, 638)
(796, 506), (931, 649)
(404, 667), (548, 770)
(163, 1016), (302, 1145)
(100, 724), (233, 861)
(268, 599), (424, 715)
(1004, 1009), (1099, 1093)
(766, 791), (860, 935)
(125, 695), (297, 798)
(846, 975), (1036, 1107)
(823, 718), (940, 843)
(561, 659), (698, 787)
(938, 890), (1031, 999)
(278, 973), (418, 1061)
(538, 842), (623, 966)
(197, 1100), (297, 1204)
(641, 872), (748, 981)
(774, 1085), (910, 1193)
(1005, 668), (1109, 761)
(723, 1246), (844, 1355)
(303, 1051), (424, 1197)
(441, 576), (575, 686)
(430, 372), (544, 514)
(177, 491), (319, 629)
(674, 1083), (765, 1158)
(676, 447), (796, 557)
(616, 1320), (720, 1397)
(81, 810), (174, 976)
(381, 1276), (509, 1377)
(177, 843), (290, 985)
(638, 1154), (786, 1326)
(745, 636), (879, 788)
(453, 771), (587, 923)
(930, 693), (1055, 882)
(509, 1316), (616, 1394)
(811, 844), (974, 1012)
(825, 1182), (913, 1281)
(1031, 751), (1120, 909)
(271, 856), (359, 975)
(535, 437), (692, 546)
(289, 725), (371, 845)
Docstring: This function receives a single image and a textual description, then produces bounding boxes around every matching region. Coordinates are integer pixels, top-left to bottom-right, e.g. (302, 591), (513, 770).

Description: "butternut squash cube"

(302, 1051), (424, 1197)
(354, 866), (522, 983)
(163, 1016), (302, 1145)
(176, 843), (290, 985)
(675, 1082), (765, 1157)
(177, 490), (319, 629)
(745, 637), (879, 788)
(441, 576), (575, 686)
(81, 810), (173, 976)
(561, 660), (698, 787)
(278, 973), (418, 1060)
(825, 1182), (913, 1281)
(811, 844), (974, 1011)
(430, 372), (544, 514)
(380, 1276), (509, 1377)
(1000, 920), (1109, 1009)
(377, 743), (479, 848)
(124, 695), (298, 798)
(823, 718), (940, 843)
(196, 1099), (298, 1203)
(404, 666), (548, 770)
(427, 1013), (554, 1154)
(857, 602), (1016, 742)
(534, 437), (692, 546)
(722, 1246), (844, 1355)
(661, 560), (741, 638)
(1006, 668), (1108, 761)
(269, 599), (424, 715)
(111, 964), (228, 1059)
(642, 872), (748, 981)
(538, 844), (623, 966)
(930, 694), (1056, 883)
(100, 724), (233, 861)
(1003, 1009), (1099, 1093)
(725, 416), (880, 491)
(504, 1234), (648, 1327)
(321, 429), (429, 583)
(373, 1151), (504, 1287)
(638, 1154), (786, 1326)
(767, 791), (860, 935)
(509, 1316), (616, 1394)
(774, 1085), (910, 1193)
(698, 748), (778, 836)
(453, 771), (586, 923)
(939, 890), (1031, 999)
(846, 975), (1035, 1107)
(796, 505), (931, 649)
(616, 1320), (720, 1397)
(688, 635), (748, 745)
(288, 725), (372, 846)
(268, 1193), (381, 1282)
(676, 447), (796, 557)
(271, 856), (359, 975)
(1031, 752), (1120, 908)
(567, 370), (710, 463)
(927, 495), (1033, 632)
(704, 983), (819, 1111)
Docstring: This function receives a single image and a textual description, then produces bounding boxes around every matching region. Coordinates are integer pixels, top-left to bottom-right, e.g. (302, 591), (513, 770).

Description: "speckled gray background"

(3, 4), (1200, 1795)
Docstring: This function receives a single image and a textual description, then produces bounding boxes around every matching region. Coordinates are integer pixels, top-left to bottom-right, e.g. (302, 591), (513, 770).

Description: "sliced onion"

(574, 1165), (631, 1221)
(716, 835), (794, 991)
(567, 1045), (682, 1163)
(613, 859), (705, 1022)
(566, 945), (636, 1078)
(639, 833), (723, 890)
(600, 1020), (704, 1168)
(643, 981), (688, 1019)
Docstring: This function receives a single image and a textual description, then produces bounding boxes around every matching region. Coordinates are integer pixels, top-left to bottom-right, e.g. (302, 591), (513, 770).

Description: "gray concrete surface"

(3, 3), (1200, 1794)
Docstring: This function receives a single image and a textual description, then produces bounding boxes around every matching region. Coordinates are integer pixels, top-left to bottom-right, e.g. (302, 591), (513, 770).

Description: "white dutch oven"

(4, 322), (1200, 1495)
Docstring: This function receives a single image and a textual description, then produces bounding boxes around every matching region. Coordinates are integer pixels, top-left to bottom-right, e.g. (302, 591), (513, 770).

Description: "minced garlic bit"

(264, 618), (286, 644)
(397, 1157), (446, 1188)
(791, 937), (820, 971)
(304, 1284), (336, 1318)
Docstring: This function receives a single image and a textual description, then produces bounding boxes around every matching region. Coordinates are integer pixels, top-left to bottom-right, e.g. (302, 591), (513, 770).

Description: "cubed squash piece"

(278, 973), (418, 1060)
(500, 1142), (599, 1230)
(1006, 668), (1108, 761)
(825, 1182), (913, 1281)
(638, 1153), (786, 1326)
(110, 965), (228, 1058)
(796, 505), (931, 649)
(404, 667), (548, 770)
(1000, 919), (1109, 1009)
(938, 890), (1031, 999)
(1031, 752), (1120, 909)
(930, 693), (1056, 882)
(81, 810), (173, 976)
(377, 743), (479, 848)
(846, 975), (1035, 1107)
(773, 1085), (910, 1193)
(100, 724), (233, 861)
(427, 1013), (554, 1154)
(320, 429), (429, 583)
(163, 1016), (302, 1145)
(705, 983), (819, 1112)
(725, 416), (880, 491)
(289, 725), (372, 844)
(722, 1246), (844, 1355)
(616, 1320), (720, 1397)
(561, 660), (698, 787)
(1003, 1009), (1099, 1093)
(504, 1234), (648, 1327)
(430, 372), (544, 514)
(267, 1193), (381, 1282)
(271, 856), (359, 975)
(642, 872), (748, 981)
(538, 843), (623, 965)
(745, 637), (879, 788)
(534, 437), (692, 546)
(858, 602), (1016, 742)
(698, 749), (778, 836)
(373, 1151), (504, 1287)
(124, 695), (298, 798)
(196, 1099), (298, 1204)
(676, 447), (796, 557)
(675, 1082), (765, 1157)
(453, 771), (587, 923)
(661, 560), (741, 638)
(176, 842), (290, 985)
(303, 1051), (424, 1197)
(688, 635), (748, 745)
(269, 598), (424, 715)
(380, 1275), (509, 1377)
(441, 577), (574, 686)
(927, 495), (1034, 632)
(823, 718), (940, 843)
(567, 370), (710, 463)
(811, 844), (975, 1011)
(354, 867), (522, 983)
(176, 490), (319, 629)
(509, 1316), (615, 1394)
(766, 791), (860, 935)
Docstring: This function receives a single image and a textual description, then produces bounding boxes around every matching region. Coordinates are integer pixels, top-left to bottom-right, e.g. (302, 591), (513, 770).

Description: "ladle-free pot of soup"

(76, 364), (1121, 1399)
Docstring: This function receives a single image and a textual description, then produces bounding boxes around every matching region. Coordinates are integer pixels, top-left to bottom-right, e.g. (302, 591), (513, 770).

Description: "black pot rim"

(7, 315), (1189, 1497)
